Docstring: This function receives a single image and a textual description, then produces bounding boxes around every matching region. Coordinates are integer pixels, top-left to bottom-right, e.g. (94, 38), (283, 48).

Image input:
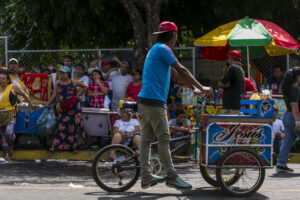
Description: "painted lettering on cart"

(213, 125), (263, 145)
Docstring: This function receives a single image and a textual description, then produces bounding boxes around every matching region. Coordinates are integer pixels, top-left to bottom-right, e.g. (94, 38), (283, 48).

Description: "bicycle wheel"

(92, 144), (140, 192)
(216, 148), (265, 197)
(200, 165), (241, 187)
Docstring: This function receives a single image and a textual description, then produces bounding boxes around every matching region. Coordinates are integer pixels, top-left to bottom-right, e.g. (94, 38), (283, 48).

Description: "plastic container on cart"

(14, 105), (45, 134)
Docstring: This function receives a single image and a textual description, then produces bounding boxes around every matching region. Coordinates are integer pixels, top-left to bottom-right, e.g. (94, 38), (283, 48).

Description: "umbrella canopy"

(194, 17), (299, 61)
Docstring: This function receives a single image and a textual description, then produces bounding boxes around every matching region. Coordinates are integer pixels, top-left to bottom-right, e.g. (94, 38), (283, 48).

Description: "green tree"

(0, 0), (132, 49)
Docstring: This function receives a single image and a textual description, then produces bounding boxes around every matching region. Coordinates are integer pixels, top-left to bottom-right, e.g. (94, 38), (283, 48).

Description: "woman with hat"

(0, 72), (38, 161)
(46, 66), (88, 153)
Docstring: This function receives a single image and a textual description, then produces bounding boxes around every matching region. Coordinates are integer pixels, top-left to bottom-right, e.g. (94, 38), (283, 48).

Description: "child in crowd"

(168, 109), (190, 154)
(87, 70), (109, 108)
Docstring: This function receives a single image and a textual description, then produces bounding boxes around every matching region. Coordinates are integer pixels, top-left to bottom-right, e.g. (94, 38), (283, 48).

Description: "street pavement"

(1, 161), (300, 200)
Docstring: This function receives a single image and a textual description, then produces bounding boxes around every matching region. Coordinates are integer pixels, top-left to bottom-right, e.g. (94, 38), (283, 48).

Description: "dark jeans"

(277, 112), (300, 167)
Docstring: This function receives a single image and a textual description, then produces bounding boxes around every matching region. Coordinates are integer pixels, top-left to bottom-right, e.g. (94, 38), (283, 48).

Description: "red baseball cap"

(228, 50), (241, 61)
(153, 21), (178, 34)
(101, 61), (110, 67)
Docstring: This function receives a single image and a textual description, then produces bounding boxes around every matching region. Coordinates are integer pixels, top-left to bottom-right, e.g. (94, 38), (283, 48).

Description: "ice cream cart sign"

(208, 124), (272, 145)
(206, 123), (272, 165)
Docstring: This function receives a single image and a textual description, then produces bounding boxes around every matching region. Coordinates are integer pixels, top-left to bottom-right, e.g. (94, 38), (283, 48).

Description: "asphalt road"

(1, 161), (300, 200)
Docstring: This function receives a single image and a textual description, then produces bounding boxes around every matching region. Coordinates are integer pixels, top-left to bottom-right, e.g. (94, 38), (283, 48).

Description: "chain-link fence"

(0, 36), (8, 67)
(3, 37), (300, 89)
(290, 54), (300, 67)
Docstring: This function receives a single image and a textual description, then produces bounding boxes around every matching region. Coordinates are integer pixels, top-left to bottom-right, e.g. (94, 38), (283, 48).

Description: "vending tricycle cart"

(92, 99), (275, 197)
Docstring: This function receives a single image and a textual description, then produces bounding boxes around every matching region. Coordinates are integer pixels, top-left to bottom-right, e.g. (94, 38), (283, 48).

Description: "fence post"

(5, 36), (8, 67)
(192, 47), (196, 76)
(98, 49), (102, 67)
(286, 54), (290, 71)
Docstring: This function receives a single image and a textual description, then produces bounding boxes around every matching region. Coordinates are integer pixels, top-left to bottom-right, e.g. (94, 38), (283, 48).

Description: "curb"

(1, 150), (300, 163)
(288, 153), (300, 163)
(0, 150), (97, 161)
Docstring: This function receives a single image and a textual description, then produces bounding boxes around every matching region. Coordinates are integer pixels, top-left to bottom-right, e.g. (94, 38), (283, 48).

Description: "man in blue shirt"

(138, 21), (212, 190)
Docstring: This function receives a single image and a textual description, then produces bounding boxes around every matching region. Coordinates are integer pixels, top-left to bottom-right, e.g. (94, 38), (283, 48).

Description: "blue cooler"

(14, 105), (44, 134)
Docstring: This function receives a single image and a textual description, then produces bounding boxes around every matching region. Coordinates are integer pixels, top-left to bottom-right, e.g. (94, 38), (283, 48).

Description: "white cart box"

(81, 107), (117, 137)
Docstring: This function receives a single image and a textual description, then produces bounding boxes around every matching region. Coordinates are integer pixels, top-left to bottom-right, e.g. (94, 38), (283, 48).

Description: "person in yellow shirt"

(0, 72), (38, 161)
(0, 58), (28, 94)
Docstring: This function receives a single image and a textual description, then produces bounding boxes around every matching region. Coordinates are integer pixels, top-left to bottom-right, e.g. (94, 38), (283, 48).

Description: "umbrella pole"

(247, 46), (250, 79)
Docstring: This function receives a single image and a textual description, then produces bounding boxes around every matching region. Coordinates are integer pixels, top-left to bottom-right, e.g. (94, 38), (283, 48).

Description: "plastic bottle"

(218, 89), (223, 105)
(182, 88), (187, 105)
(214, 90), (219, 106)
(186, 88), (193, 105)
(265, 84), (269, 90)
(273, 83), (278, 95)
(260, 84), (265, 92)
(192, 95), (197, 106)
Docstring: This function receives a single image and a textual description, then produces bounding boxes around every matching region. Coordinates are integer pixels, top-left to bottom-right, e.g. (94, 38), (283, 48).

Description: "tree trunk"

(143, 0), (167, 49)
(119, 0), (147, 68)
(119, 0), (167, 68)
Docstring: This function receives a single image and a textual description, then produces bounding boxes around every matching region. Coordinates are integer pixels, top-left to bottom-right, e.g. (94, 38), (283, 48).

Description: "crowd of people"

(0, 51), (194, 159)
(0, 49), (291, 162)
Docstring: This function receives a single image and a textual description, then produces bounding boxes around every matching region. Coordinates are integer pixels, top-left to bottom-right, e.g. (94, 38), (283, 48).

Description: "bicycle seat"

(122, 101), (138, 111)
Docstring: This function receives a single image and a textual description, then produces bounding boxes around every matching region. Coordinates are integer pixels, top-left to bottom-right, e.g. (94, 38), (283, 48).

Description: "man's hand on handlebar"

(193, 87), (213, 96)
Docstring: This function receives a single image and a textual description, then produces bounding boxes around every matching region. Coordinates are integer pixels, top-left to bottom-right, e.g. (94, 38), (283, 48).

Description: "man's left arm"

(171, 63), (211, 95)
(218, 67), (232, 88)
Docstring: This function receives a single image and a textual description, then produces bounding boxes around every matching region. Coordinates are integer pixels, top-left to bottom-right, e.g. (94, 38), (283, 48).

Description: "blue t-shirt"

(267, 76), (283, 91)
(138, 43), (177, 103)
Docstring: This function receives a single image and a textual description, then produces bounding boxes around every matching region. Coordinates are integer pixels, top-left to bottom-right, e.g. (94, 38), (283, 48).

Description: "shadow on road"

(270, 172), (300, 178)
(85, 187), (269, 200)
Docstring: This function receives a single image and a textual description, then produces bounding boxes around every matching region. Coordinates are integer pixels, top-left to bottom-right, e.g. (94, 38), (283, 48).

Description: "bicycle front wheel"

(92, 144), (140, 192)
(216, 148), (265, 197)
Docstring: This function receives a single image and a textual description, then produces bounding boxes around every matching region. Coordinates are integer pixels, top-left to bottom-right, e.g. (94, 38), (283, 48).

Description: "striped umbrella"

(194, 17), (299, 77)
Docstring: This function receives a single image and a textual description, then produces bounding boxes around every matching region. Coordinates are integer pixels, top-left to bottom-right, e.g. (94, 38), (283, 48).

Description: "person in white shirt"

(111, 108), (140, 147)
(273, 105), (285, 155)
(105, 59), (133, 111)
(73, 64), (89, 106)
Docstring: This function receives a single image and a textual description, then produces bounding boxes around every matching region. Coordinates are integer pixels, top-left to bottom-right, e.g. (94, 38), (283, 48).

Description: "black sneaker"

(276, 166), (294, 172)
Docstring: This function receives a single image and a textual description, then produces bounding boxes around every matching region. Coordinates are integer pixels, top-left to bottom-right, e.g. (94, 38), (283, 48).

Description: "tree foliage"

(0, 0), (133, 49)
(0, 0), (299, 60)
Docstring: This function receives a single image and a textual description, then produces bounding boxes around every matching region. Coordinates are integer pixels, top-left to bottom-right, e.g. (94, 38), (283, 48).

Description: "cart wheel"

(150, 156), (162, 175)
(216, 148), (265, 197)
(200, 165), (241, 187)
(92, 144), (140, 192)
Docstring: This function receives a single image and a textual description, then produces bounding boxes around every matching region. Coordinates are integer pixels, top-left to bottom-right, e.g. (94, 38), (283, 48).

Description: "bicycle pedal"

(181, 189), (192, 195)
(118, 180), (123, 186)
(141, 182), (157, 189)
